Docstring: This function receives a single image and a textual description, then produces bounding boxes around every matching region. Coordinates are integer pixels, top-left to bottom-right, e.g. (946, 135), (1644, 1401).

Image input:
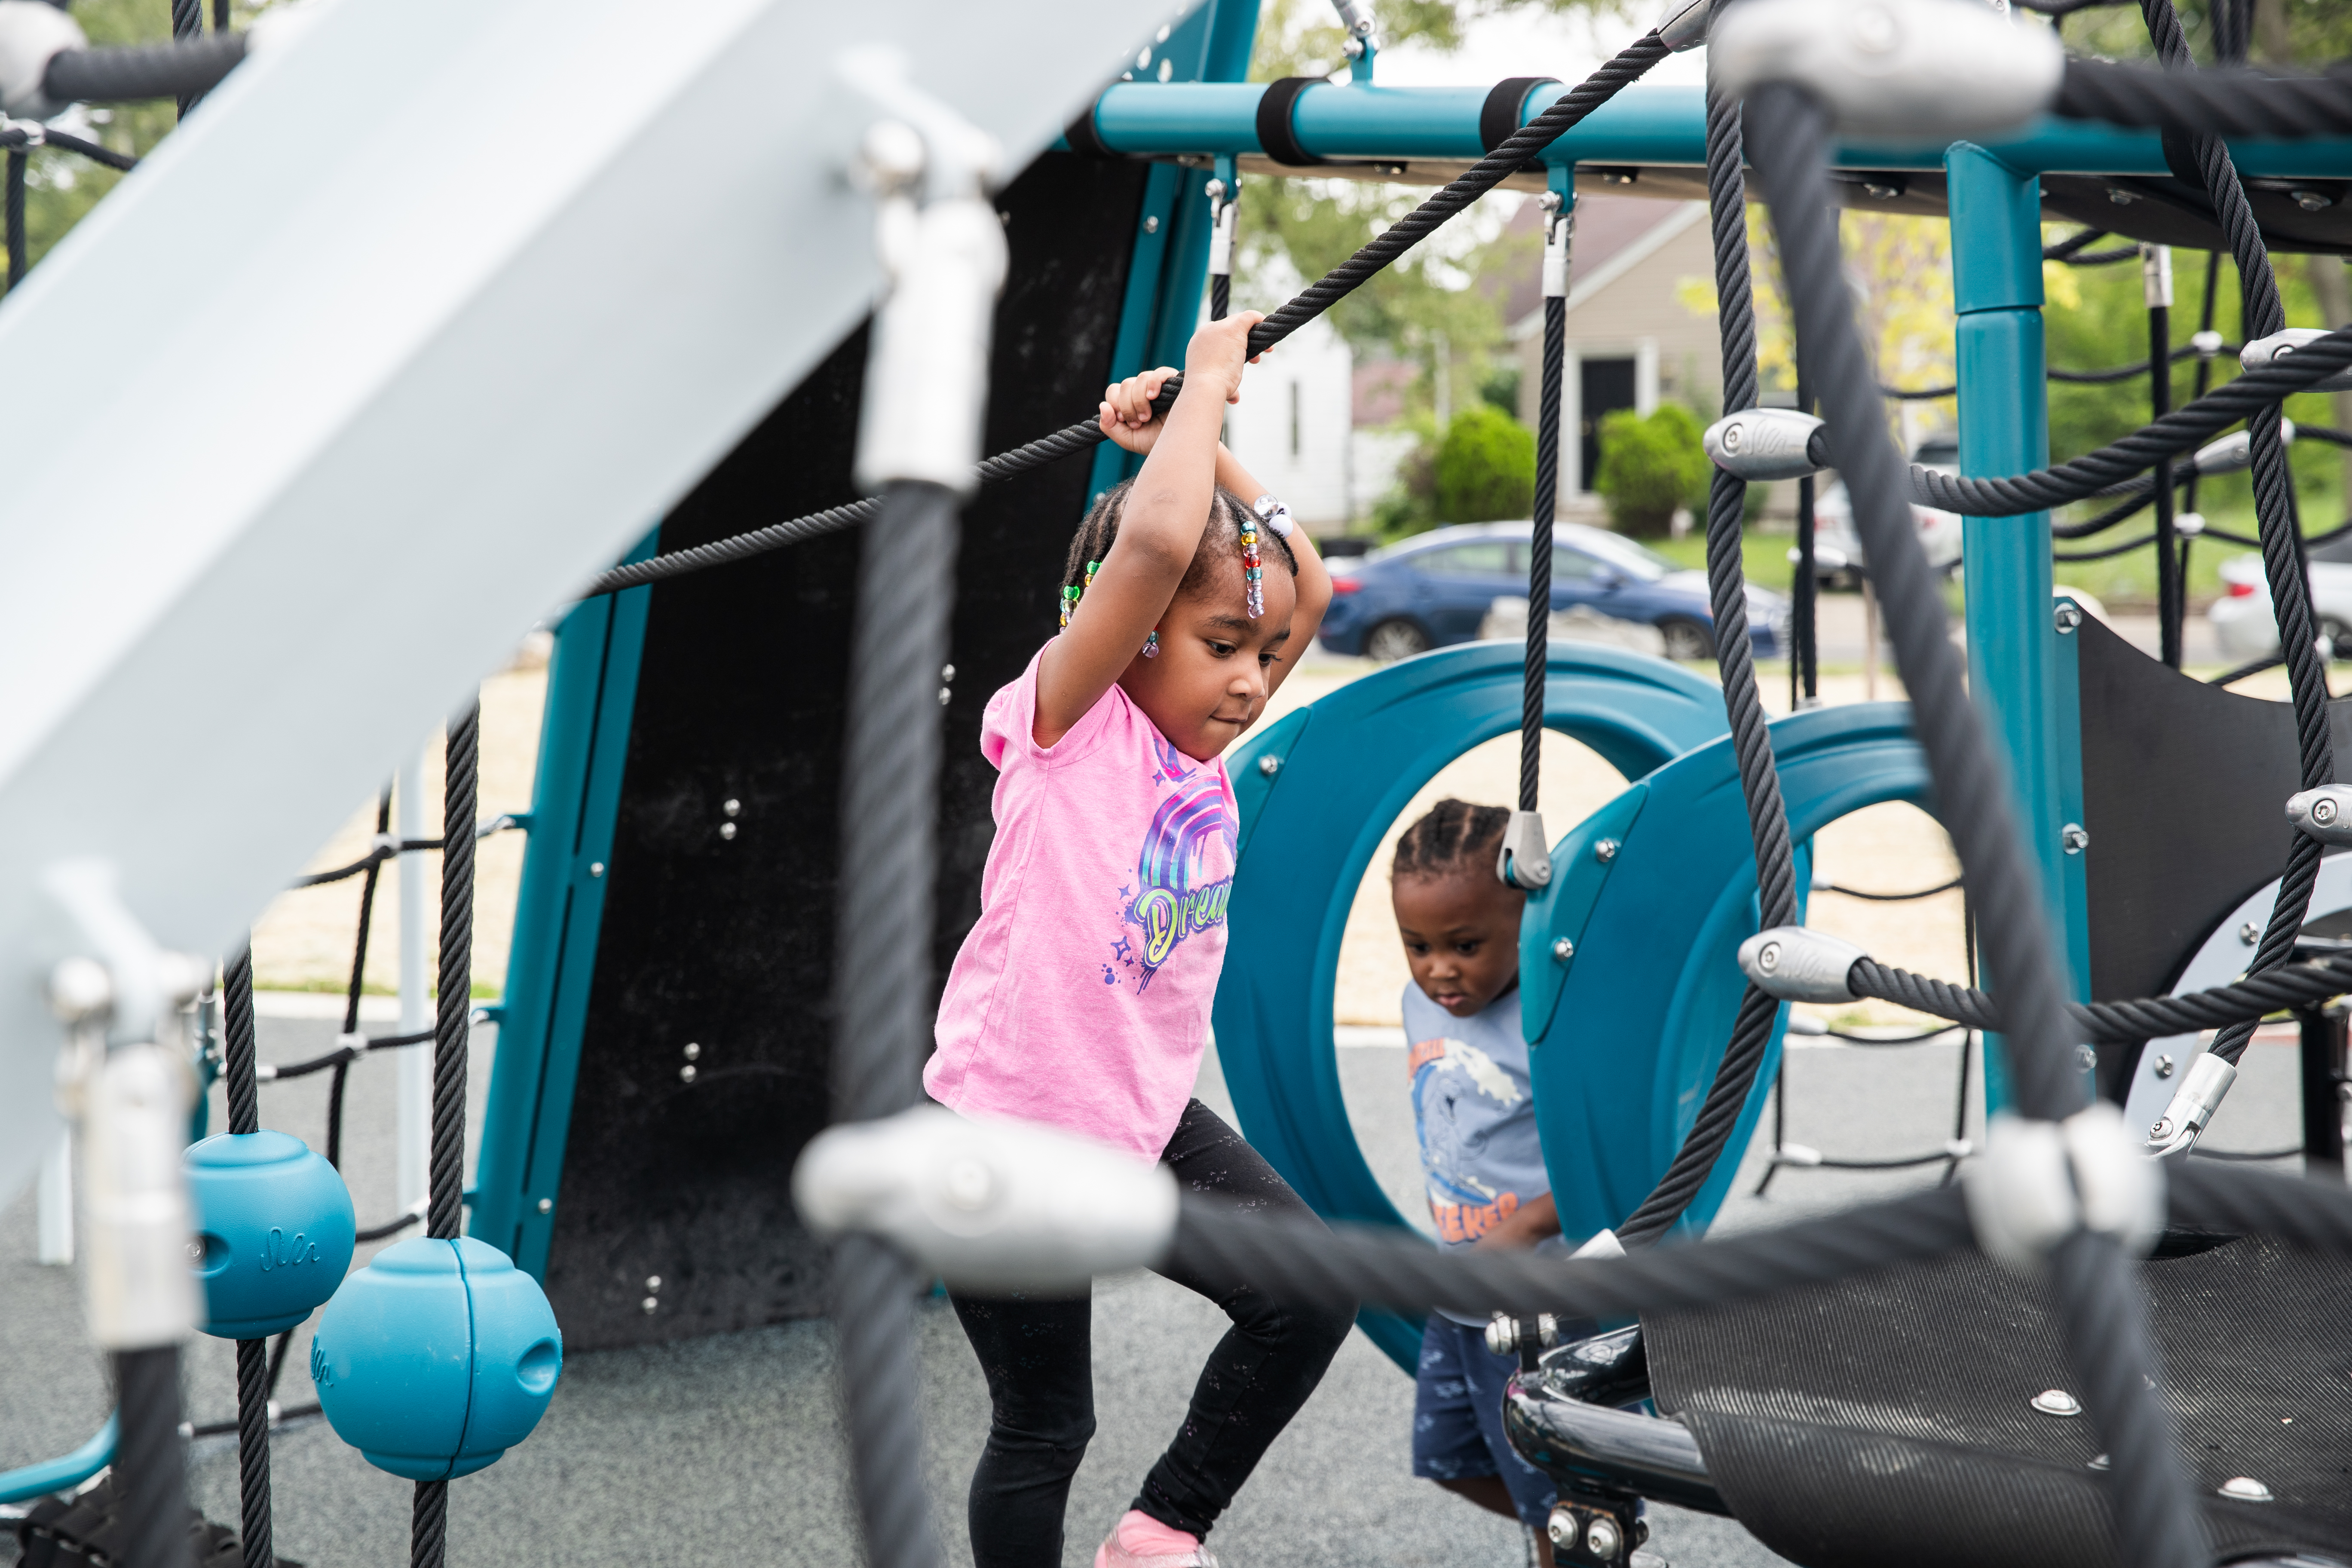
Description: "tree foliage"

(1433, 403), (1536, 523)
(1594, 404), (1707, 538)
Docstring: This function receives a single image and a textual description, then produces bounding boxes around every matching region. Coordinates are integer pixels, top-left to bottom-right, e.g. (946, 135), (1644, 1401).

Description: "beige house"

(1507, 194), (1724, 517)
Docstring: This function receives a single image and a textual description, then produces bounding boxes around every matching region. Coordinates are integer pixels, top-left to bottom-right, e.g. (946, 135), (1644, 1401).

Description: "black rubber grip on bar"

(44, 32), (246, 106)
(1480, 77), (1559, 154)
(1063, 101), (1113, 159)
(1256, 77), (1326, 167)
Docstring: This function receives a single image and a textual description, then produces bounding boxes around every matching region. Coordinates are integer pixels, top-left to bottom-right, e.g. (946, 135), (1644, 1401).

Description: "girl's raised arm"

(1035, 312), (1262, 747)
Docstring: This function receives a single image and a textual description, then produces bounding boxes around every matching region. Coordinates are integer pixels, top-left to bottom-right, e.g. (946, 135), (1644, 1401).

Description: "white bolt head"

(680, 1064), (698, 1084)
(1584, 1515), (1624, 1561)
(2155, 1054), (2175, 1079)
(537, 1198), (554, 1214)
(646, 1275), (662, 1291)
(1258, 754), (1281, 777)
(2031, 1388), (2082, 1417)
(1552, 937), (1575, 963)
(857, 119), (926, 192)
(2318, 798), (2340, 826)
(2220, 1476), (2275, 1502)
(47, 957), (112, 1023)
(940, 1156), (995, 1212)
(1595, 839), (1620, 863)
(1547, 1508), (1581, 1549)
(641, 1296), (659, 1314)
(1757, 940), (1782, 973)
(719, 822), (738, 840)
(1848, 4), (1899, 53)
(2239, 922), (2260, 946)
(683, 1042), (701, 1061)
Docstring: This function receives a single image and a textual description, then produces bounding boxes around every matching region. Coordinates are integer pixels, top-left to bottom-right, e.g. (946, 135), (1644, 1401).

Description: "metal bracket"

(1499, 809), (1552, 890)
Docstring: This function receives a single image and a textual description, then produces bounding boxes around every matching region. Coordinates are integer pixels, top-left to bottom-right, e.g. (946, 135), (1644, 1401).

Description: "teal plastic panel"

(1215, 641), (1729, 1367)
(469, 533), (656, 1277)
(1526, 704), (1929, 1252)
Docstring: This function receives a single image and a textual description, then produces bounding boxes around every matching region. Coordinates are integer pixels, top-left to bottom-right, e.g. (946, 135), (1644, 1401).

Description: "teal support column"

(1946, 143), (2090, 1111)
(470, 532), (656, 1276)
(1083, 0), (1262, 508)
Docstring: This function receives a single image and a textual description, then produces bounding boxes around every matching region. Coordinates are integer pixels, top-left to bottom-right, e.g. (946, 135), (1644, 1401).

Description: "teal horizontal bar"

(1087, 80), (2352, 180)
(0, 1415), (115, 1506)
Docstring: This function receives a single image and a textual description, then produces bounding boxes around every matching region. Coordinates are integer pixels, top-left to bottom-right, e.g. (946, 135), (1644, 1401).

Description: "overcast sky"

(1372, 6), (1710, 89)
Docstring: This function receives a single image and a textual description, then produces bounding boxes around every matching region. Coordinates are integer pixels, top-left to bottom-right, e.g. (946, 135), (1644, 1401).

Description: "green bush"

(1432, 404), (1537, 524)
(1595, 404), (1711, 538)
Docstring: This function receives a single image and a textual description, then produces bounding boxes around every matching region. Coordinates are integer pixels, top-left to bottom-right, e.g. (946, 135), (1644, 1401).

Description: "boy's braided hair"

(1062, 478), (1300, 608)
(1392, 799), (1512, 882)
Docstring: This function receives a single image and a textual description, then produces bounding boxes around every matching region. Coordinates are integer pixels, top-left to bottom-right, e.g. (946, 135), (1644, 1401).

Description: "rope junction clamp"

(2192, 421), (2294, 478)
(1657, 0), (1713, 53)
(1964, 1105), (2164, 1274)
(1482, 1228), (1623, 1356)
(793, 1105), (1180, 1292)
(1540, 190), (1569, 299)
(1736, 925), (1865, 1003)
(44, 864), (210, 1351)
(1206, 178), (1235, 279)
(838, 49), (1006, 496)
(0, 0), (87, 120)
(1703, 409), (1828, 482)
(2243, 329), (2352, 395)
(2147, 1051), (2238, 1155)
(2287, 784), (2352, 847)
(1710, 0), (2064, 141)
(1498, 809), (1553, 890)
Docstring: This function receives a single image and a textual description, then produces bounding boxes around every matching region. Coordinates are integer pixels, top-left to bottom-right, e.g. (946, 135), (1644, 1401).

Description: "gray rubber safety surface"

(0, 1015), (2312, 1567)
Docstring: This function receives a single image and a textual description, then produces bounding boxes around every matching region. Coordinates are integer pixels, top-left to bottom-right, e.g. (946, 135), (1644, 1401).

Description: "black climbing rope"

(1522, 194), (1565, 822)
(1745, 80), (2205, 1568)
(1615, 80), (1799, 1251)
(412, 701), (478, 1568)
(2135, 0), (2336, 1081)
(833, 480), (961, 1568)
(326, 790), (392, 1173)
(577, 32), (1673, 601)
(218, 943), (276, 1568)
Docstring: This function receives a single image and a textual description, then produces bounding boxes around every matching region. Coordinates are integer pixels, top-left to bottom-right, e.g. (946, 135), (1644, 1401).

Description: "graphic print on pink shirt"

(1119, 735), (1238, 992)
(927, 644), (1239, 1161)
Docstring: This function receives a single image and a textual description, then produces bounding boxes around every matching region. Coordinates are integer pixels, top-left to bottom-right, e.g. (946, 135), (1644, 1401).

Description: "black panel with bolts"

(540, 150), (1151, 1348)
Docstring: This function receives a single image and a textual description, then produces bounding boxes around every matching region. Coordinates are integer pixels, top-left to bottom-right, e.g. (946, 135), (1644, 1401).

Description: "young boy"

(1391, 799), (1563, 1562)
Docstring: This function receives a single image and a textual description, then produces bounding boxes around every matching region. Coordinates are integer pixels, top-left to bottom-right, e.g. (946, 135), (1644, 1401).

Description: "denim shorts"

(1410, 1314), (1556, 1528)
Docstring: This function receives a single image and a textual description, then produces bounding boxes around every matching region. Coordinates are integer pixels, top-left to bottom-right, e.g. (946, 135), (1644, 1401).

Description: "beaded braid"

(1058, 478), (1299, 633)
(1392, 799), (1513, 882)
(1239, 508), (1264, 619)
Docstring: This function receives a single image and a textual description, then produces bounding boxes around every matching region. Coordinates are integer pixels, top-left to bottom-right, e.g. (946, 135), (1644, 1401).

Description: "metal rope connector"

(1712, 0), (2063, 140)
(1736, 925), (1864, 1003)
(1966, 1104), (2164, 1273)
(1657, 0), (1712, 52)
(1540, 190), (1570, 299)
(0, 0), (87, 120)
(2242, 329), (2352, 395)
(2146, 1050), (2237, 1155)
(1498, 810), (1552, 890)
(2287, 784), (2352, 847)
(794, 1104), (1180, 1292)
(2191, 421), (2293, 477)
(1703, 408), (1827, 481)
(837, 48), (1007, 497)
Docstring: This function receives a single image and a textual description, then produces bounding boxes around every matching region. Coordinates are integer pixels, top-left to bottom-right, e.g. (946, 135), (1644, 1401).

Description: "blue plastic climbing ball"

(310, 1237), (563, 1481)
(184, 1130), (357, 1340)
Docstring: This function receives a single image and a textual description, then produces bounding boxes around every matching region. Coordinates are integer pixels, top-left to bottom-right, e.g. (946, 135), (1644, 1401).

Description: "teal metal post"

(1083, 0), (1262, 507)
(470, 533), (656, 1276)
(1946, 143), (2090, 1110)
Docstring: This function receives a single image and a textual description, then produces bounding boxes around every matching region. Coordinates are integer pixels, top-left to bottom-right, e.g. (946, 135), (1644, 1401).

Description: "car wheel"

(1363, 618), (1432, 664)
(2325, 617), (2352, 662)
(1658, 617), (1715, 662)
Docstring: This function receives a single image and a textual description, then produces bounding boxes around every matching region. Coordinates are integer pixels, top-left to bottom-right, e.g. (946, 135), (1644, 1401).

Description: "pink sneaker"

(1093, 1509), (1220, 1568)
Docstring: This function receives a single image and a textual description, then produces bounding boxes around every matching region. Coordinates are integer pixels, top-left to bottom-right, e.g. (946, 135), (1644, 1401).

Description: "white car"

(1806, 435), (1966, 586)
(2208, 546), (2352, 662)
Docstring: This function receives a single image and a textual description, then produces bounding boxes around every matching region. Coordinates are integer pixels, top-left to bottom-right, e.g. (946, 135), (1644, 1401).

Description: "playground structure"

(6, 0), (2352, 1565)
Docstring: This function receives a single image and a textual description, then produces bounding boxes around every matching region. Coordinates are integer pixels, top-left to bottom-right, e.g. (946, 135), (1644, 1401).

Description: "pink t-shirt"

(925, 644), (1239, 1162)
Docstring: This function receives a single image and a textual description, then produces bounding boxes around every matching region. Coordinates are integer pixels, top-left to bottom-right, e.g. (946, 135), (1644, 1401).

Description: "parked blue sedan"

(1316, 521), (1788, 663)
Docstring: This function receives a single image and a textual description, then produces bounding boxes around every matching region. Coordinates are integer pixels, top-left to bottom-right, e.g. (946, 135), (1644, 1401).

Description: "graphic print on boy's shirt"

(1403, 984), (1551, 1248)
(1106, 735), (1237, 994)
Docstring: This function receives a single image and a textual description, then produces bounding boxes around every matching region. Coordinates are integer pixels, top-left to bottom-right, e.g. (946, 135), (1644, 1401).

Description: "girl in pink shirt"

(926, 312), (1350, 1568)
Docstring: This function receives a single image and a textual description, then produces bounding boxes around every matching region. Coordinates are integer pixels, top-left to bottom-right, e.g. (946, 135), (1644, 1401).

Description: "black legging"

(947, 1099), (1357, 1567)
